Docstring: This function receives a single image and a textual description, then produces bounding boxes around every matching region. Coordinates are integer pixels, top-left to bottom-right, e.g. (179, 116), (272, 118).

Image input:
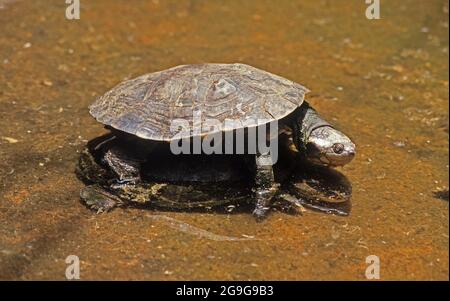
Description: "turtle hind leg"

(76, 145), (113, 186)
(102, 146), (142, 188)
(80, 185), (124, 213)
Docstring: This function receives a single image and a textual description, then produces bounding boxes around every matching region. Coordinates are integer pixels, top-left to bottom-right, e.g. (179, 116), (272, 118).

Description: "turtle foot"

(80, 185), (124, 213)
(252, 188), (277, 222)
(252, 207), (270, 222)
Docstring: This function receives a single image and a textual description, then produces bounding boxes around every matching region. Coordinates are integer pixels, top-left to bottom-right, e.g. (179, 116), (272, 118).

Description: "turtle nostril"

(332, 143), (345, 154)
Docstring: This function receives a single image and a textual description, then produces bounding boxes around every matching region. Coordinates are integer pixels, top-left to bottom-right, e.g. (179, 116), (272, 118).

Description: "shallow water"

(0, 0), (448, 280)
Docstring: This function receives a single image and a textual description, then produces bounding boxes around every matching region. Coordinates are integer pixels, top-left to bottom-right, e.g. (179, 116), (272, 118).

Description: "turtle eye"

(332, 143), (344, 154)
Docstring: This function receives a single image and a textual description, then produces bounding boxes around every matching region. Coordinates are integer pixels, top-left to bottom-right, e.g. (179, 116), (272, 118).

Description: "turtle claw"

(90, 198), (116, 213)
(80, 185), (123, 213)
(109, 178), (140, 190)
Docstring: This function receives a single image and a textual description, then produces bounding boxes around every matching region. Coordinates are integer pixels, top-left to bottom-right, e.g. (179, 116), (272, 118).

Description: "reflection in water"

(77, 134), (352, 216)
(286, 161), (352, 216)
(145, 214), (255, 241)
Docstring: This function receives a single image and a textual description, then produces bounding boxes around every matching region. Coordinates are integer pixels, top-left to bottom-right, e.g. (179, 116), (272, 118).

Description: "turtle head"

(304, 126), (356, 167)
(292, 103), (355, 167)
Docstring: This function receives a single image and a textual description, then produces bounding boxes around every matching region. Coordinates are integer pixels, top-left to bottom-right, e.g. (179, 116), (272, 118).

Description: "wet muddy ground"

(0, 0), (448, 280)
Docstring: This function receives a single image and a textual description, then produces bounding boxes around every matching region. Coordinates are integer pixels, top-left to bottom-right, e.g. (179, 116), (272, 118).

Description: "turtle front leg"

(252, 152), (279, 221)
(102, 146), (142, 189)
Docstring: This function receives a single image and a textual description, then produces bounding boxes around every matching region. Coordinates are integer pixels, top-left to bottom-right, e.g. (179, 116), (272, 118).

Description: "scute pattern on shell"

(89, 63), (309, 141)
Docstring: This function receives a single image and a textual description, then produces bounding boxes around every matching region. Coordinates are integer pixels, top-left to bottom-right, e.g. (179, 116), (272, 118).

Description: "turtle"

(76, 134), (353, 216)
(84, 63), (356, 220)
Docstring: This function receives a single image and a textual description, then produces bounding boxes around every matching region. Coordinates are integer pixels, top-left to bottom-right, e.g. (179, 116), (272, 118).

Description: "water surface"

(0, 0), (448, 280)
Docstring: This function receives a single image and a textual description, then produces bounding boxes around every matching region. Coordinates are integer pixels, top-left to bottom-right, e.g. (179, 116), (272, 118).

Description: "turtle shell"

(89, 63), (309, 141)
